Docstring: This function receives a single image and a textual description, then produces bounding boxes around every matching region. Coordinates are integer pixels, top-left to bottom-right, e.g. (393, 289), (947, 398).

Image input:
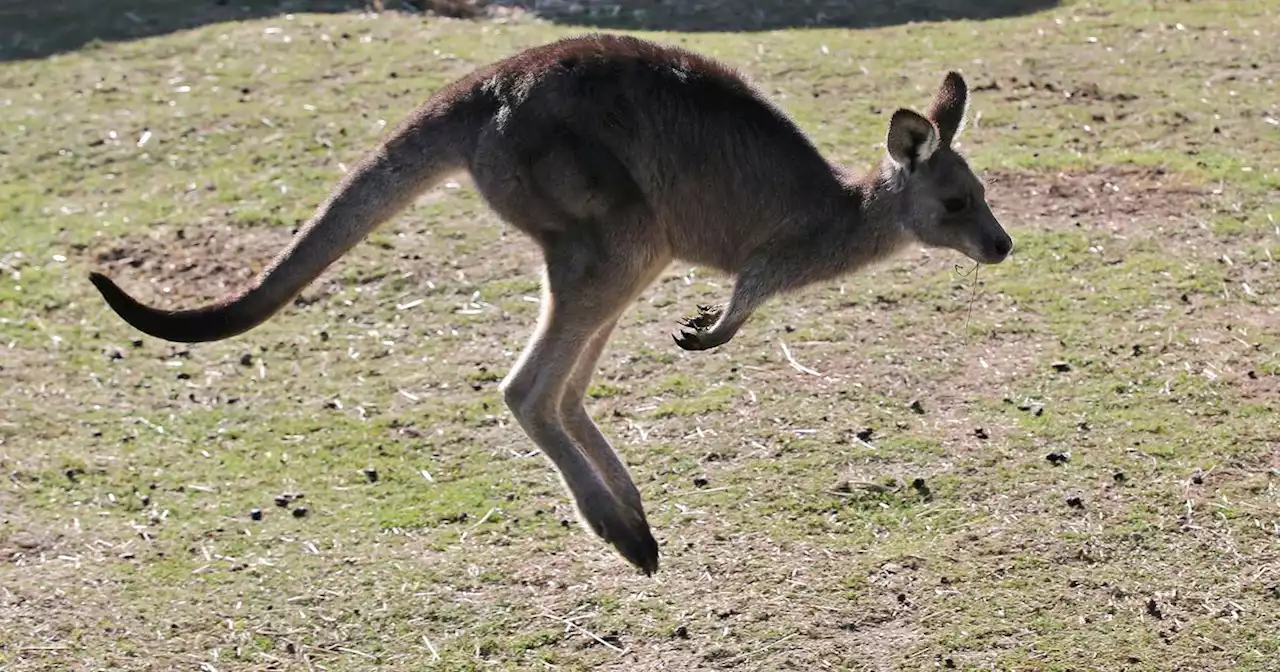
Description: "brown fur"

(88, 33), (1013, 574)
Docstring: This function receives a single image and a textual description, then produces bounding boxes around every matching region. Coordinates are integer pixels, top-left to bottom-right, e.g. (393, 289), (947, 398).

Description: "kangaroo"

(89, 33), (1012, 575)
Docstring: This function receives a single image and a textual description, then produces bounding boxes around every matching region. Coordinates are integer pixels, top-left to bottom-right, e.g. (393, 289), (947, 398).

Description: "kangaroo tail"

(89, 104), (478, 343)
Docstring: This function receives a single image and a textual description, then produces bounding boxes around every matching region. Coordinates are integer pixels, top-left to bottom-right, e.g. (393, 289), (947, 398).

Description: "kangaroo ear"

(886, 109), (939, 172)
(927, 71), (969, 145)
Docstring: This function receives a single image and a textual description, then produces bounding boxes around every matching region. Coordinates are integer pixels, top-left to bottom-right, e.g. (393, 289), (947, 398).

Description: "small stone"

(1046, 452), (1070, 465)
(855, 427), (874, 442)
(140, 494), (151, 506)
(1051, 361), (1072, 372)
(362, 468), (379, 483)
(1191, 473), (1204, 485)
(239, 353), (253, 366)
(1017, 400), (1045, 416)
(973, 427), (990, 440)
(560, 518), (571, 529)
(909, 399), (926, 415)
(249, 508), (263, 521)
(673, 625), (689, 639)
(274, 494), (290, 507)
(130, 338), (144, 348)
(693, 476), (709, 487)
(1066, 495), (1085, 509)
(1113, 471), (1127, 483)
(292, 506), (308, 518)
(108, 348), (124, 360)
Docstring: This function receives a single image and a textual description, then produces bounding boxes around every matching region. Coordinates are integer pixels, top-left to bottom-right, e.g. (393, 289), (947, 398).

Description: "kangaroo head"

(883, 72), (1012, 265)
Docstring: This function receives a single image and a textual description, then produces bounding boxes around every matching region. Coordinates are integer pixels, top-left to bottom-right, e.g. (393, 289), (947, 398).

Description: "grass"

(2, 0), (1278, 669)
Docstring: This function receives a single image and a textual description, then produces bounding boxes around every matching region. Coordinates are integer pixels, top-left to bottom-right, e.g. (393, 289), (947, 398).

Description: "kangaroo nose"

(993, 235), (1013, 258)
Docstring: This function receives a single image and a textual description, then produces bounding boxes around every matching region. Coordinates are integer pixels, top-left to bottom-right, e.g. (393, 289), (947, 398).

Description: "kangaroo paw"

(677, 303), (724, 330)
(673, 304), (726, 351)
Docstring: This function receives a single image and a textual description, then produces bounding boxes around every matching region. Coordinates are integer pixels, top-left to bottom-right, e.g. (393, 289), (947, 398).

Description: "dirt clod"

(909, 399), (925, 415)
(673, 625), (689, 639)
(1113, 471), (1127, 483)
(973, 427), (990, 440)
(1146, 598), (1163, 619)
(363, 468), (379, 483)
(292, 506), (308, 518)
(1067, 495), (1085, 509)
(1047, 452), (1071, 465)
(1052, 361), (1072, 372)
(855, 427), (874, 442)
(693, 476), (709, 487)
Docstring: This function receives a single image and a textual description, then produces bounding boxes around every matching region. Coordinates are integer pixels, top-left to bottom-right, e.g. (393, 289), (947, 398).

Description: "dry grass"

(2, 0), (1278, 670)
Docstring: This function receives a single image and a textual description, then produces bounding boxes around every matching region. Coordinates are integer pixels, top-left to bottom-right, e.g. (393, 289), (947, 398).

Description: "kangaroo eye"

(943, 197), (968, 213)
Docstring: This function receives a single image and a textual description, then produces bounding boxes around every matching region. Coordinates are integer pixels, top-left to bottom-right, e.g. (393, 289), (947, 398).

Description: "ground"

(1, 0), (1278, 670)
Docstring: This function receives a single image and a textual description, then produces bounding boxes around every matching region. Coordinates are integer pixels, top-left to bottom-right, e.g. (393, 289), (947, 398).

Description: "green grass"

(2, 0), (1279, 670)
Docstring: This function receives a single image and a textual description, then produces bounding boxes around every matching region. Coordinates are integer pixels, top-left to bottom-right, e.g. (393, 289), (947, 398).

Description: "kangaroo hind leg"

(558, 288), (658, 527)
(502, 234), (665, 574)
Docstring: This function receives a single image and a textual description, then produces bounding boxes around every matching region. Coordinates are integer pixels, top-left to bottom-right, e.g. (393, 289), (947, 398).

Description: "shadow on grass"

(0, 0), (1061, 62)
(0, 0), (372, 62)
(499, 0), (1061, 33)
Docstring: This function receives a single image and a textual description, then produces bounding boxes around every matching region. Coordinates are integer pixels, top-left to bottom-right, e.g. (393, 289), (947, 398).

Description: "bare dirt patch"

(86, 221), (319, 306)
(984, 165), (1212, 237)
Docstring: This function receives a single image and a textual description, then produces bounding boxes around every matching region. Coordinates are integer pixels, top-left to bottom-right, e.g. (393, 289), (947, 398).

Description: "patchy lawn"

(1, 0), (1277, 670)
